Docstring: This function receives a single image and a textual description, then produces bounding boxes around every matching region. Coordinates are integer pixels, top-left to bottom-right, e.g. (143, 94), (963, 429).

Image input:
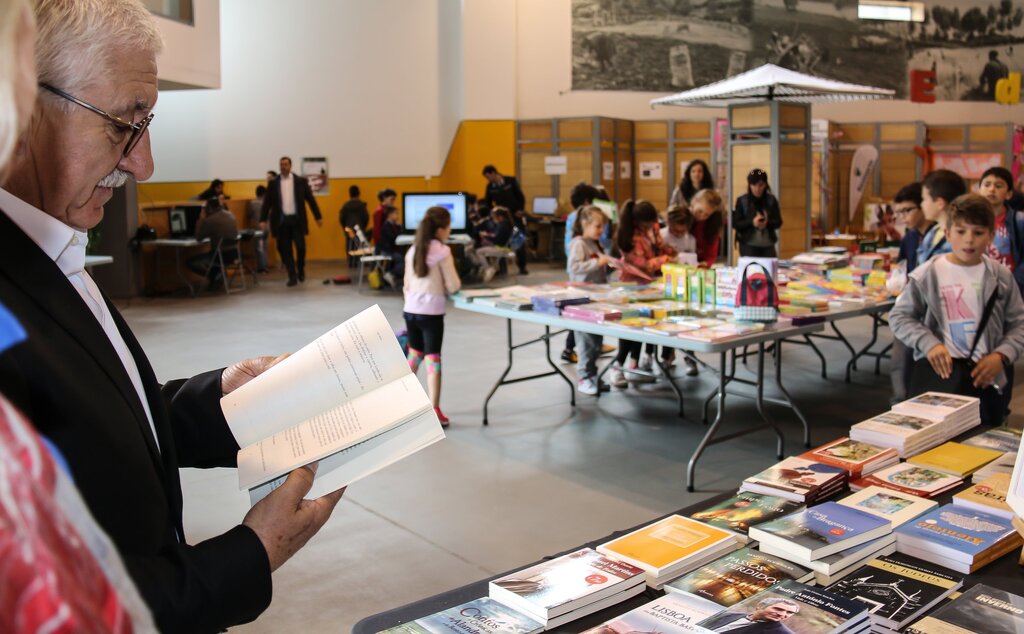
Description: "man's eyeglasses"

(40, 83), (154, 157)
(894, 205), (919, 215)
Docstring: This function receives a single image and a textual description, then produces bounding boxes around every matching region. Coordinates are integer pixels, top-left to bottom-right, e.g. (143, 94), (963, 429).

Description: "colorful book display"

(850, 462), (963, 499)
(740, 457), (847, 504)
(687, 492), (804, 544)
(664, 547), (813, 607)
(696, 580), (870, 633)
(377, 597), (544, 634)
(952, 473), (1014, 520)
(907, 442), (1002, 478)
(895, 505), (1023, 574)
(836, 486), (937, 529)
(748, 501), (891, 561)
(581, 591), (720, 634)
(800, 437), (899, 479)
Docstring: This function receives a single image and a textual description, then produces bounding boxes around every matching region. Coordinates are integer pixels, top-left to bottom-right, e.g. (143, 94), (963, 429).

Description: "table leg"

(544, 326), (575, 407)
(803, 334), (829, 379)
(174, 246), (196, 297)
(688, 351), (728, 492)
(845, 314), (880, 382)
(482, 319), (515, 426)
(875, 341), (893, 375)
(755, 342), (785, 460)
(774, 339), (811, 447)
(655, 356), (684, 418)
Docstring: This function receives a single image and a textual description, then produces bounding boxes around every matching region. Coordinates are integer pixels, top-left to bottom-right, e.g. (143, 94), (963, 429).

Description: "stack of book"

(961, 427), (1022, 454)
(487, 548), (646, 629)
(837, 486), (938, 529)
(952, 472), (1014, 520)
(687, 491), (805, 545)
(378, 596), (544, 634)
(492, 297), (533, 311)
(696, 580), (870, 633)
(580, 592), (720, 634)
(644, 322), (702, 336)
(560, 302), (623, 323)
(611, 316), (659, 330)
(850, 462), (963, 499)
(799, 438), (900, 479)
(905, 584), (1024, 633)
(849, 393), (980, 458)
(971, 451), (1017, 483)
(597, 515), (739, 589)
(740, 457), (848, 504)
(530, 291), (589, 315)
(664, 547), (813, 607)
(894, 505), (1023, 573)
(825, 554), (963, 634)
(906, 442), (1002, 478)
(748, 502), (892, 571)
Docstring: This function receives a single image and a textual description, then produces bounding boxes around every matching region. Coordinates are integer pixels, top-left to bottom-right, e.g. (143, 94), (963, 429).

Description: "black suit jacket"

(701, 611), (795, 634)
(260, 173), (322, 237)
(0, 210), (271, 633)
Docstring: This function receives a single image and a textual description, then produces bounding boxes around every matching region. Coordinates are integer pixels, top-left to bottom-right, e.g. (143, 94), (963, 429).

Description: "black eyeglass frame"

(39, 83), (154, 157)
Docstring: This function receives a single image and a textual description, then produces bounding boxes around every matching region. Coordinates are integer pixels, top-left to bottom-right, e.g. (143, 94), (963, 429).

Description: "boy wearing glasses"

(894, 182), (933, 274)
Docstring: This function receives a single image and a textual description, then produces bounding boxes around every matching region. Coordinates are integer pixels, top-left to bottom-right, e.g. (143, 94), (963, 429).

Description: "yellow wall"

(138, 119), (517, 262)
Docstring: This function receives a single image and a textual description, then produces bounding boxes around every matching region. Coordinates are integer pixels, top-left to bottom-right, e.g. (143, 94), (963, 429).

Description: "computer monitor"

(592, 199), (618, 223)
(169, 203), (204, 237)
(402, 192), (467, 234)
(532, 196), (558, 216)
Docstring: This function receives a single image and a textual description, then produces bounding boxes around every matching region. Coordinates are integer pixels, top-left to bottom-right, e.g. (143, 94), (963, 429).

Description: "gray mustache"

(97, 169), (130, 188)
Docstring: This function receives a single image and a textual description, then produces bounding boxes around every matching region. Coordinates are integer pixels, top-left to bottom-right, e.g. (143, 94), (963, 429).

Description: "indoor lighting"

(858, 1), (925, 22)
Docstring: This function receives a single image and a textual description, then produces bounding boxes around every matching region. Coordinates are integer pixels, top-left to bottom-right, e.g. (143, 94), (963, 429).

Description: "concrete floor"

(117, 261), (1024, 633)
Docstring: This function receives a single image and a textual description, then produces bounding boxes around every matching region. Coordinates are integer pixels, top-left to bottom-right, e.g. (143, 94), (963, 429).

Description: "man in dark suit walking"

(260, 156), (323, 286)
(701, 597), (800, 633)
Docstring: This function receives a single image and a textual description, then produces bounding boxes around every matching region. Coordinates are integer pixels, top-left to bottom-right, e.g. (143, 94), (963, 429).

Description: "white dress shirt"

(280, 173), (296, 215)
(0, 187), (160, 452)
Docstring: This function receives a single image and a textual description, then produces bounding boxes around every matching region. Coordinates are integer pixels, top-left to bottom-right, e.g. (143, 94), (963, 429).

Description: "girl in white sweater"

(404, 206), (462, 425)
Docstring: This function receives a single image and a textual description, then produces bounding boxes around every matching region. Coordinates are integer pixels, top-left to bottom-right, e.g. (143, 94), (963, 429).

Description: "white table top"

(395, 234), (474, 246)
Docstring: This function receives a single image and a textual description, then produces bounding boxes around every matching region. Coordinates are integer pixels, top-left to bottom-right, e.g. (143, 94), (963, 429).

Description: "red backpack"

(735, 262), (779, 322)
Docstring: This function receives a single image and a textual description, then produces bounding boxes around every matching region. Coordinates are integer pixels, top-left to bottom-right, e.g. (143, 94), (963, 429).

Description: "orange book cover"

(597, 515), (733, 573)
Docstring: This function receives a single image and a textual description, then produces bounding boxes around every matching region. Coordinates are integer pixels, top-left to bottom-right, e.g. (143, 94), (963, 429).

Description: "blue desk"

(454, 298), (824, 491)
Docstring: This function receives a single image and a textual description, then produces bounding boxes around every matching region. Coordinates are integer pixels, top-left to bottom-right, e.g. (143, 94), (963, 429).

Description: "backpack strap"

(968, 287), (1000, 361)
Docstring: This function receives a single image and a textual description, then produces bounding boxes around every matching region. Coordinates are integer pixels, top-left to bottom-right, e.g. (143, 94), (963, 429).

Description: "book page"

(236, 374), (430, 489)
(222, 305), (409, 448)
(248, 408), (444, 504)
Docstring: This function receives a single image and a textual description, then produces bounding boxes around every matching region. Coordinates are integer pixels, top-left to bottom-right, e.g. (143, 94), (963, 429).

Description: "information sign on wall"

(301, 157), (329, 196)
(620, 161), (631, 179)
(639, 161), (663, 180)
(603, 161), (614, 181)
(544, 156), (568, 175)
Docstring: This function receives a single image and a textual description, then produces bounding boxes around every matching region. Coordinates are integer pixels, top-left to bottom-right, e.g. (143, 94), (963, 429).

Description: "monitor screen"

(169, 204), (203, 237)
(402, 192), (467, 233)
(592, 199), (618, 223)
(533, 196), (558, 215)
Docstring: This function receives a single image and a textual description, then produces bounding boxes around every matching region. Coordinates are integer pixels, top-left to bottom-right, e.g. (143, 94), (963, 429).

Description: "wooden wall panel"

(839, 124), (874, 143)
(675, 121), (711, 140)
(779, 105), (807, 129)
(558, 150), (593, 203)
(616, 149), (634, 203)
(880, 123), (918, 142)
(559, 119), (593, 140)
(600, 151), (617, 200)
(731, 144), (771, 205)
(616, 120), (633, 141)
(879, 151), (917, 199)
(635, 150), (669, 211)
(600, 118), (615, 141)
(971, 125), (1009, 143)
(519, 121), (552, 142)
(635, 121), (668, 141)
(520, 152), (551, 206)
(731, 105), (770, 130)
(928, 126), (964, 143)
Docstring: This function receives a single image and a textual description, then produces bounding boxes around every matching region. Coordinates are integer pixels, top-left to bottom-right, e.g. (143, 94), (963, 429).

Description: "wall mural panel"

(572, 0), (1024, 101)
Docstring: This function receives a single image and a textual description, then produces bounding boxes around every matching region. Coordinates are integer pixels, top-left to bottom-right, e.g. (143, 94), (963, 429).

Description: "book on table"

(907, 441), (1003, 478)
(824, 554), (963, 632)
(952, 472), (1014, 520)
(747, 501), (891, 561)
(850, 462), (963, 499)
(972, 451), (1017, 483)
(961, 426), (1022, 454)
(487, 548), (646, 627)
(664, 546), (813, 607)
(836, 486), (938, 528)
(612, 316), (660, 329)
(848, 411), (946, 458)
(800, 437), (900, 479)
(696, 579), (870, 633)
(376, 596), (544, 634)
(687, 491), (805, 544)
(597, 515), (739, 588)
(891, 392), (980, 424)
(757, 531), (897, 576)
(220, 305), (446, 504)
(894, 504), (1023, 574)
(811, 541), (899, 587)
(580, 592), (721, 634)
(740, 457), (848, 503)
(905, 584), (1024, 634)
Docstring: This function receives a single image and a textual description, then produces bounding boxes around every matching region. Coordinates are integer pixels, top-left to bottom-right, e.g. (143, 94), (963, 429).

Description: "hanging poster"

(620, 161), (631, 179)
(544, 156), (568, 175)
(301, 157), (329, 196)
(932, 153), (1004, 180)
(603, 161), (614, 181)
(639, 161), (663, 180)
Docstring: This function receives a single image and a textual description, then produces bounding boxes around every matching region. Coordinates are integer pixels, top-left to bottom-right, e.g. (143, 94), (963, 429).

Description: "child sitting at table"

(375, 204), (404, 287)
(568, 206), (615, 395)
(612, 199), (677, 387)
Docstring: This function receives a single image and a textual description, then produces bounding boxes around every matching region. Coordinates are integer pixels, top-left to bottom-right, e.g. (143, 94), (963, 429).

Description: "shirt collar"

(0, 187), (89, 276)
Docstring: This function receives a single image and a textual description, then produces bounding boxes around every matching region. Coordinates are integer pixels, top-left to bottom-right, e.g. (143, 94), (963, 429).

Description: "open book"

(220, 305), (445, 505)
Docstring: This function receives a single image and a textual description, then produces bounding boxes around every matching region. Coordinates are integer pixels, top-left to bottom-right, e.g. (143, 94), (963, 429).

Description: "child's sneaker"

(560, 349), (577, 364)
(577, 376), (600, 396)
(483, 266), (497, 283)
(684, 356), (699, 376)
(626, 359), (655, 383)
(433, 407), (450, 428)
(610, 368), (628, 388)
(639, 354), (654, 373)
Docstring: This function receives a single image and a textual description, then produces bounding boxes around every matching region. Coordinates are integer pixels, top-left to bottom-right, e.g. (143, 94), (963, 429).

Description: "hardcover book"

(688, 492), (804, 540)
(906, 584), (1024, 634)
(908, 442), (1002, 477)
(488, 548), (645, 621)
(748, 501), (891, 560)
(824, 555), (963, 630)
(852, 463), (963, 498)
(664, 547), (812, 607)
(377, 597), (544, 634)
(697, 580), (869, 634)
(837, 486), (937, 528)
(581, 592), (720, 634)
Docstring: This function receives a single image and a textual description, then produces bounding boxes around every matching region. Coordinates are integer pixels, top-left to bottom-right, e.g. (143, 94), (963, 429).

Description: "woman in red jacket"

(691, 188), (724, 267)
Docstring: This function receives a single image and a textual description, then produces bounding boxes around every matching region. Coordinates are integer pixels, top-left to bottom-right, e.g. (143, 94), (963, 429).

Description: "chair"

(206, 237), (246, 294)
(357, 253), (392, 291)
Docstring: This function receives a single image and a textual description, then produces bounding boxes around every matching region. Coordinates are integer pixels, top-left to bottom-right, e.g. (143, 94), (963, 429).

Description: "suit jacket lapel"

(0, 210), (163, 465)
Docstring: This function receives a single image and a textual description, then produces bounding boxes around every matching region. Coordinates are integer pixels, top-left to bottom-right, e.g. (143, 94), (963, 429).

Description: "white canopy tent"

(650, 63), (895, 108)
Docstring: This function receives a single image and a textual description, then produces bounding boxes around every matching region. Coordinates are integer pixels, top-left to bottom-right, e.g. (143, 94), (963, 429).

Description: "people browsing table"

(404, 207), (462, 426)
(692, 189), (725, 267)
(670, 158), (715, 208)
(733, 168), (782, 258)
(567, 206), (615, 396)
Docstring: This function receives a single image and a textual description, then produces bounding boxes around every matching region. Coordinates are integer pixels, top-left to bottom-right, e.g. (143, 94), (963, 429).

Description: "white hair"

(0, 0), (32, 172)
(34, 0), (163, 102)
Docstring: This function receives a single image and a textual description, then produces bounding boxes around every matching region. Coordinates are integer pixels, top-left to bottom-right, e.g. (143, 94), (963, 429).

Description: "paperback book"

(972, 451), (1017, 483)
(687, 492), (805, 543)
(800, 438), (899, 478)
(664, 547), (813, 607)
(961, 427), (1022, 454)
(895, 505), (1023, 573)
(697, 580), (870, 633)
(907, 442), (1002, 477)
(824, 554), (963, 631)
(850, 463), (962, 499)
(849, 411), (945, 458)
(581, 592), (720, 634)
(952, 473), (1013, 520)
(748, 501), (891, 561)
(377, 597), (544, 634)
(740, 457), (848, 503)
(757, 533), (897, 576)
(905, 584), (1024, 634)
(488, 548), (645, 624)
(597, 515), (739, 587)
(836, 486), (937, 528)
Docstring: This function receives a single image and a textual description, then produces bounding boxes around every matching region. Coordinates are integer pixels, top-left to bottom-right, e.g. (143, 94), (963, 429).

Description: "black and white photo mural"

(571, 0), (1024, 101)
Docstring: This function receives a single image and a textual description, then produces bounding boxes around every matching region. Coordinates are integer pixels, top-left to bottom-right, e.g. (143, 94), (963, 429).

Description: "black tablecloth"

(353, 486), (1023, 633)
